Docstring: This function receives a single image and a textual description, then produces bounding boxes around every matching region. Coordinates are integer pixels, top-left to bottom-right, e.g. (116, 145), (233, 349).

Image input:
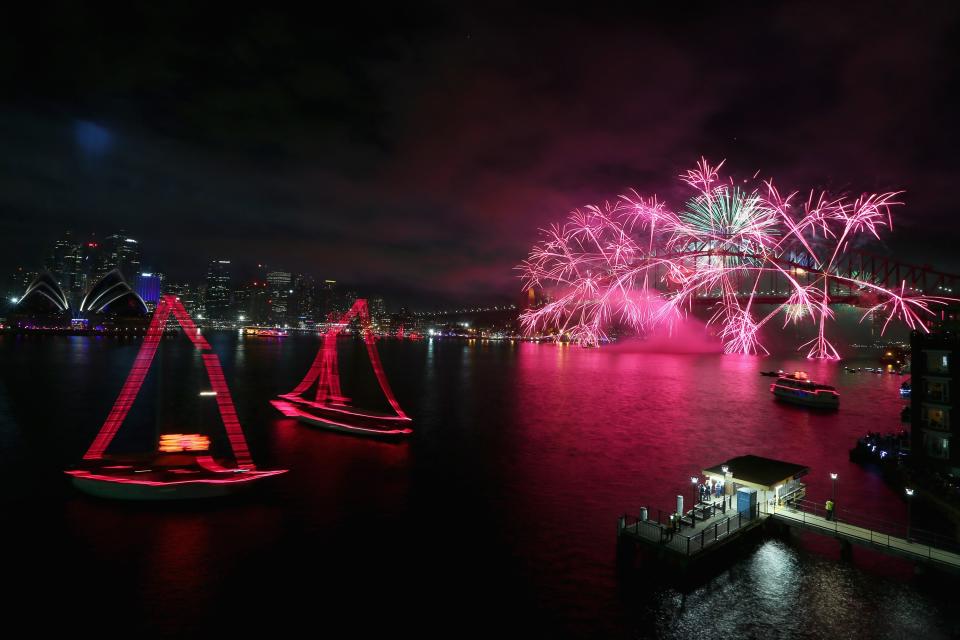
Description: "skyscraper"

(42, 231), (85, 293)
(163, 282), (198, 316)
(45, 231), (75, 284)
(369, 297), (387, 331)
(266, 270), (291, 324)
(98, 232), (141, 281)
(205, 260), (232, 321)
(289, 274), (317, 327)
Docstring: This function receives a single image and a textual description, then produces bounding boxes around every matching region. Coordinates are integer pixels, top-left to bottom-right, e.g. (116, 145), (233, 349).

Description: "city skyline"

(3, 226), (523, 339)
(4, 226), (519, 314)
(5, 4), (960, 305)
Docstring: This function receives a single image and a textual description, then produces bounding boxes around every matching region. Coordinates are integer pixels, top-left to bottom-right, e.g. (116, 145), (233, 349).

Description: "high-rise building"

(910, 306), (960, 474)
(63, 243), (86, 294)
(288, 274), (318, 327)
(234, 279), (270, 324)
(42, 231), (88, 295)
(266, 270), (292, 325)
(317, 279), (339, 321)
(134, 272), (164, 309)
(97, 232), (141, 281)
(369, 297), (387, 331)
(46, 231), (75, 284)
(163, 282), (198, 315)
(205, 260), (232, 321)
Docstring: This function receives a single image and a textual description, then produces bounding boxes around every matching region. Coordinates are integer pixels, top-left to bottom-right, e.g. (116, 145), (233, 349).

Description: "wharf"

(617, 454), (960, 573)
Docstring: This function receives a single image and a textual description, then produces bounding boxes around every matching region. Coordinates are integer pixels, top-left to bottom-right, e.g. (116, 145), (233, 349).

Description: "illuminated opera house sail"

(10, 268), (149, 330)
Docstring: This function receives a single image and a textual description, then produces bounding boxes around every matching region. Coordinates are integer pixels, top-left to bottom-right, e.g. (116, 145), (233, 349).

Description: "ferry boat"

(770, 371), (840, 409)
(243, 327), (288, 337)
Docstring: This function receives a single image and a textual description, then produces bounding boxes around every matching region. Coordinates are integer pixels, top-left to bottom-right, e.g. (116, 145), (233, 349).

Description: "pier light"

(905, 488), (915, 542)
(721, 466), (729, 475)
(690, 476), (698, 484)
(830, 473), (838, 480)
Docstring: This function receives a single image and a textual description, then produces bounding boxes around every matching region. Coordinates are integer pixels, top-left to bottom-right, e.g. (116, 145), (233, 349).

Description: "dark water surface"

(0, 333), (956, 638)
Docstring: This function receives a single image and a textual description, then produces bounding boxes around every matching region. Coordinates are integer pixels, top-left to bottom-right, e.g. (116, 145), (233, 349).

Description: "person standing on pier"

(825, 499), (835, 521)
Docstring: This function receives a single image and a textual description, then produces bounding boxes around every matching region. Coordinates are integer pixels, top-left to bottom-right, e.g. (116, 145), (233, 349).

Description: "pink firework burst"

(518, 159), (955, 357)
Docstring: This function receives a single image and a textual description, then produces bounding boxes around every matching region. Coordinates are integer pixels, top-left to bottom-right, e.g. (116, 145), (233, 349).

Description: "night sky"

(3, 2), (960, 305)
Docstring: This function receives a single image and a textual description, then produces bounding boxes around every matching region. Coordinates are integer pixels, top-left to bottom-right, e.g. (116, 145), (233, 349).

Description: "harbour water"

(0, 333), (956, 638)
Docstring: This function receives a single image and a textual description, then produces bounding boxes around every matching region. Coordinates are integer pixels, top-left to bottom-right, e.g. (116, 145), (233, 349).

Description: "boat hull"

(66, 468), (287, 501)
(272, 398), (412, 439)
(771, 388), (839, 410)
(295, 412), (413, 438)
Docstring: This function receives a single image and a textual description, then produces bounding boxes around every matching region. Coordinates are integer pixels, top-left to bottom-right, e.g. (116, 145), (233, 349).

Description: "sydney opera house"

(8, 269), (150, 332)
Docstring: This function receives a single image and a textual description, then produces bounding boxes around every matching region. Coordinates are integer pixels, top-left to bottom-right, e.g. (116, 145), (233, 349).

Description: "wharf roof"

(703, 454), (808, 489)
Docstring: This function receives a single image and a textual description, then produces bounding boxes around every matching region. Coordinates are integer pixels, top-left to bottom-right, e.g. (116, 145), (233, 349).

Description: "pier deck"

(618, 497), (766, 558)
(767, 502), (960, 572)
(619, 454), (960, 571)
(619, 498), (960, 572)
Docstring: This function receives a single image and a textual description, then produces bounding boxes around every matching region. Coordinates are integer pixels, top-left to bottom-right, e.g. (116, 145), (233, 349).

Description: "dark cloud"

(1, 2), (959, 304)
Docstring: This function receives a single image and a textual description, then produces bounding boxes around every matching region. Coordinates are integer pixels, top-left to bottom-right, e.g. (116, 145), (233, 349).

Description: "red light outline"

(275, 299), (412, 433)
(82, 294), (255, 467)
(270, 400), (413, 435)
(65, 468), (286, 486)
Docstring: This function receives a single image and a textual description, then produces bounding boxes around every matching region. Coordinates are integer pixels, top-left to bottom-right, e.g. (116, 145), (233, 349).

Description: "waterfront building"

(10, 269), (147, 329)
(134, 272), (164, 309)
(910, 306), (960, 474)
(162, 281), (199, 316)
(369, 297), (387, 331)
(289, 274), (317, 327)
(233, 279), (270, 324)
(205, 260), (233, 321)
(266, 270), (291, 324)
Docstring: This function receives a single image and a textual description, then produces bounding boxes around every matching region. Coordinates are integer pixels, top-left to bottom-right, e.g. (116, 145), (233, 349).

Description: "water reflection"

(0, 335), (956, 637)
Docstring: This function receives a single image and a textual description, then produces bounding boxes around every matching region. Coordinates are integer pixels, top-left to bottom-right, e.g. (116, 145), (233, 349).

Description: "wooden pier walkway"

(766, 502), (960, 572)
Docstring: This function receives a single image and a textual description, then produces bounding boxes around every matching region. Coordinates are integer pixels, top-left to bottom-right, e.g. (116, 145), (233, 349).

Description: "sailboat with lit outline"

(66, 294), (287, 500)
(271, 299), (413, 438)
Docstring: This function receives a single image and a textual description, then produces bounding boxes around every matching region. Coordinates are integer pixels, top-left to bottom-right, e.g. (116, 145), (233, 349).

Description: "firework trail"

(518, 159), (953, 357)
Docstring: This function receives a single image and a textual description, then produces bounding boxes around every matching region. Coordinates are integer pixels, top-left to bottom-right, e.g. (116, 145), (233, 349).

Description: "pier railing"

(772, 499), (960, 557)
(619, 504), (762, 557)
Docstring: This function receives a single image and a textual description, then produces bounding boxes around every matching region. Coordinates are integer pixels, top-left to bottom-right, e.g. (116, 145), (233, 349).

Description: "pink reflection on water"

(503, 342), (913, 598)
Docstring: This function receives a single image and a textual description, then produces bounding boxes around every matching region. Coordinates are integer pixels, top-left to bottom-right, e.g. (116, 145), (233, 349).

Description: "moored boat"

(900, 379), (911, 398)
(770, 371), (840, 409)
